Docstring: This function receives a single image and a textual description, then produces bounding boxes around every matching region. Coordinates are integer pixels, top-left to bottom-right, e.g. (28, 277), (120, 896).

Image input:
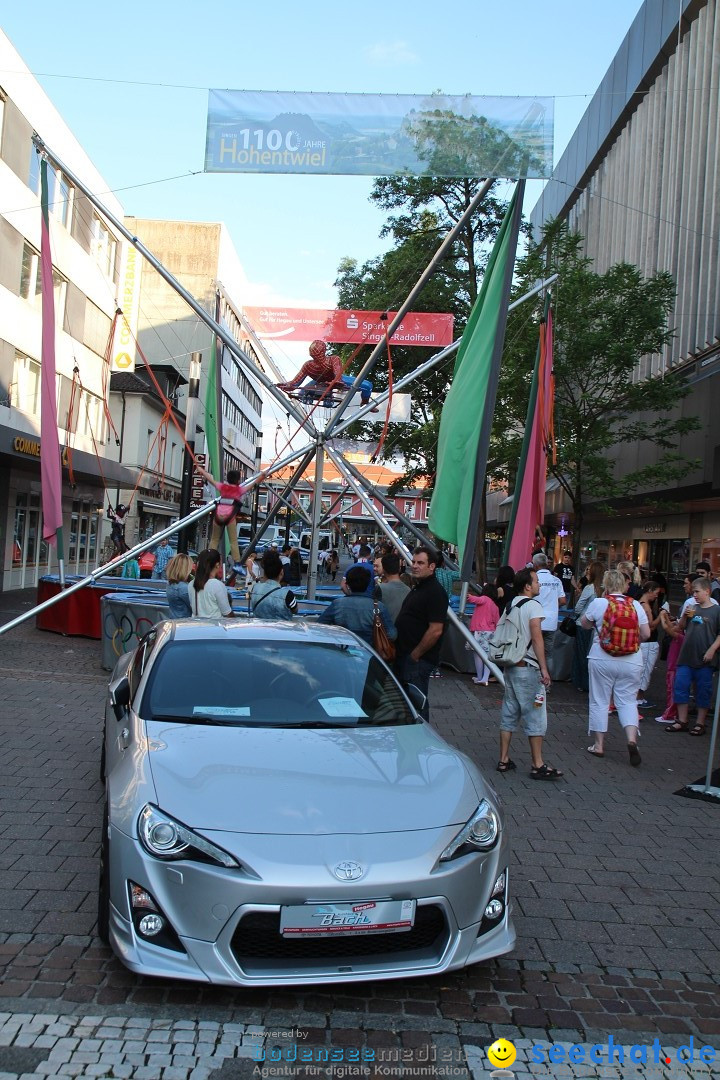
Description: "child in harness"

(197, 465), (266, 571)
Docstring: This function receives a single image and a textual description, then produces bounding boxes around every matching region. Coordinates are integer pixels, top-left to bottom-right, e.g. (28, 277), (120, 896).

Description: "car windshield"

(138, 639), (418, 728)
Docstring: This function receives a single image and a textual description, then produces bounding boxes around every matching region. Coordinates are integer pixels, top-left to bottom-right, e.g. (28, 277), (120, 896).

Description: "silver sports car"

(99, 619), (514, 985)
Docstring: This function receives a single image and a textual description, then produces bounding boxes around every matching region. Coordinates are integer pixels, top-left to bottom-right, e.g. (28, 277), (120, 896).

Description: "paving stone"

(1, 598), (720, 1057)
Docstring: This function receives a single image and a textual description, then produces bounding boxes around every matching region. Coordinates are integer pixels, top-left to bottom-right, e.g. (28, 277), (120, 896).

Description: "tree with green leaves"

(334, 173), (511, 492)
(500, 220), (700, 558)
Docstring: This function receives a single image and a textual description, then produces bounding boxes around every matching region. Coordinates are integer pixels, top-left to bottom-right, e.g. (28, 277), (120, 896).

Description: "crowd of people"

(154, 533), (456, 723)
(138, 526), (720, 780)
(484, 553), (720, 779)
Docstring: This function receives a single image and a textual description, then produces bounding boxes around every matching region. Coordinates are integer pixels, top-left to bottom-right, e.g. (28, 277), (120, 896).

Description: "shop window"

(53, 171), (74, 229)
(19, 241), (67, 314)
(84, 300), (112, 357)
(91, 213), (117, 280)
(12, 493), (27, 567)
(28, 147), (40, 195)
(78, 388), (107, 444)
(10, 352), (41, 416)
(26, 154), (74, 228)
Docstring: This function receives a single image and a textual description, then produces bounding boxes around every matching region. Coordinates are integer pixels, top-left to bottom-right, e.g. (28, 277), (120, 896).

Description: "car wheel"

(97, 802), (110, 944)
(99, 738), (106, 782)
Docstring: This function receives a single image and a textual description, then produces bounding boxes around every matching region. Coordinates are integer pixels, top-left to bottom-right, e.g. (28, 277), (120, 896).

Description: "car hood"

(145, 721), (480, 834)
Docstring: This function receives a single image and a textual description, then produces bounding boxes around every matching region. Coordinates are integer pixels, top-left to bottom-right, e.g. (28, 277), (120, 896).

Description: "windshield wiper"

(150, 713), (252, 726)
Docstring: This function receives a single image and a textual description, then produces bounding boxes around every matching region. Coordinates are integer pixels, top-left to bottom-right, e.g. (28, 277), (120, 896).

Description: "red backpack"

(599, 595), (640, 656)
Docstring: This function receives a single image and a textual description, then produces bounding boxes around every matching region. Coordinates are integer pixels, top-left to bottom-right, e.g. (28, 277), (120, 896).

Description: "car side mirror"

(109, 675), (130, 721)
(405, 683), (427, 716)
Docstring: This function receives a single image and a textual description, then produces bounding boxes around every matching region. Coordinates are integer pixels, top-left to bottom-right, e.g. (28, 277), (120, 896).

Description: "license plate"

(280, 899), (416, 937)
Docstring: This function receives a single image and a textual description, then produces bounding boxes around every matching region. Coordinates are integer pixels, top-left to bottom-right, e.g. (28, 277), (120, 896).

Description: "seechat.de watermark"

(530, 1035), (717, 1068)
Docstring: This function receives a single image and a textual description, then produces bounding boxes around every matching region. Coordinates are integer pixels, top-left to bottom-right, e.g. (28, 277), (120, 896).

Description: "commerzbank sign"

(13, 435), (69, 466)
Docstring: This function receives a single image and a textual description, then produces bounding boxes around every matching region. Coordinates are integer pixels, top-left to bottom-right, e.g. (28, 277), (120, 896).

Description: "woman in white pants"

(580, 569), (650, 765)
(637, 579), (662, 705)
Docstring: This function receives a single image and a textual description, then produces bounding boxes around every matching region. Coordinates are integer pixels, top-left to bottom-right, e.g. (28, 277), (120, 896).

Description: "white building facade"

(110, 219), (264, 549)
(0, 30), (135, 591)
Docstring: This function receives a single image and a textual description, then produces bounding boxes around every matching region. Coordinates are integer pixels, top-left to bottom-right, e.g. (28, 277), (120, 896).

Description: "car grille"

(231, 905), (448, 968)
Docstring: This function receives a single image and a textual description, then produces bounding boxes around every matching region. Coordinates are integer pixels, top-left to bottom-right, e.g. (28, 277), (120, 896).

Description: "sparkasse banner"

(243, 307), (454, 347)
(205, 90), (553, 178)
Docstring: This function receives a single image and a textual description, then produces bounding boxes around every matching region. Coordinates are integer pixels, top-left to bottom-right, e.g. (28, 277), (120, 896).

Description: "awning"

(137, 501), (179, 518)
(500, 475), (562, 507)
(1, 428), (138, 487)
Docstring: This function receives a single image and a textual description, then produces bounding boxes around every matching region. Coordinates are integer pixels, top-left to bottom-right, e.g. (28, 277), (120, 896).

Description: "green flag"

(204, 333), (222, 477)
(428, 181), (524, 578)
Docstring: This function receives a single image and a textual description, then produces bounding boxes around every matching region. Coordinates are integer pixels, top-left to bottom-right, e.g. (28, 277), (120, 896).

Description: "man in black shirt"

(553, 552), (576, 604)
(395, 546), (449, 720)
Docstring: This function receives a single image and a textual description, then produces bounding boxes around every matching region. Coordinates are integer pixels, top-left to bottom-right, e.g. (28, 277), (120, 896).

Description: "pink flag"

(39, 158), (63, 544)
(507, 311), (553, 569)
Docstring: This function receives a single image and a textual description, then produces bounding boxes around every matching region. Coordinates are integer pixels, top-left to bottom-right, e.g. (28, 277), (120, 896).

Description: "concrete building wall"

(124, 218), (263, 477)
(528, 0), (720, 579)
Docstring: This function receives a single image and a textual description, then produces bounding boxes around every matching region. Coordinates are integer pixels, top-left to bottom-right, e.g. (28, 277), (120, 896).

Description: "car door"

(104, 629), (159, 779)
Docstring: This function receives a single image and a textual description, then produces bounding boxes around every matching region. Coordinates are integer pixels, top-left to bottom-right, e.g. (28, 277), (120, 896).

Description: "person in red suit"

(278, 340), (374, 406)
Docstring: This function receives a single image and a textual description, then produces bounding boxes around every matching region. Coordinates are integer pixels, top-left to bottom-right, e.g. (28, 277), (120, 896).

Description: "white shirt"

(535, 568), (565, 631)
(583, 594), (648, 663)
(680, 595), (718, 616)
(186, 578), (232, 618)
(509, 595), (545, 666)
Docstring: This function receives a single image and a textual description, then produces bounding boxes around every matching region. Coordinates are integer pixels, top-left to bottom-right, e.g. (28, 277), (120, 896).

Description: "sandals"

(689, 725), (706, 736)
(628, 743), (642, 767)
(496, 759), (517, 772)
(586, 746), (604, 757)
(530, 764), (563, 781)
(665, 721), (689, 733)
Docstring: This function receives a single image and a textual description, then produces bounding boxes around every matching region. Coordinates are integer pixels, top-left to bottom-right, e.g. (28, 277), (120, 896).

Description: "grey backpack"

(487, 598), (532, 666)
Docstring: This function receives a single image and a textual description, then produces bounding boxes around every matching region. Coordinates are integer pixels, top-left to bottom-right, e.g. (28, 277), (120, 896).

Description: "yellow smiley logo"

(487, 1039), (517, 1069)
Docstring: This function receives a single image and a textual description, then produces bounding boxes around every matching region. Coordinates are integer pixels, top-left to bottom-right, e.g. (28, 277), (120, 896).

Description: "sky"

(1, 0), (645, 440)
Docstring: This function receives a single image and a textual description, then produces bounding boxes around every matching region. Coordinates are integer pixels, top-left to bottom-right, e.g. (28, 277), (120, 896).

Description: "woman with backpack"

(580, 569), (650, 765)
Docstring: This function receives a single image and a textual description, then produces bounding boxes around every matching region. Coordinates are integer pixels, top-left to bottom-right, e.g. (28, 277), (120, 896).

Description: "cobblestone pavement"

(1, 588), (719, 1079)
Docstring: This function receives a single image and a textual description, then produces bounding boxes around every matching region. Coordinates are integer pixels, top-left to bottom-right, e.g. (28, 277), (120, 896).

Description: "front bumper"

(107, 823), (515, 986)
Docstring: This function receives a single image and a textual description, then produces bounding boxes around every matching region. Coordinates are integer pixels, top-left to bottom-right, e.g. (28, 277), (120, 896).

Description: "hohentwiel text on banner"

(205, 91), (553, 178)
(242, 307), (454, 347)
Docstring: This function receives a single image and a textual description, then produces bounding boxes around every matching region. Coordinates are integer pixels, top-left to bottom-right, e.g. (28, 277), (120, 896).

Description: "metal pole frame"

(318, 485), (350, 529)
(305, 443), (326, 601)
(238, 445), (316, 561)
(31, 136), (318, 443)
(270, 487), (312, 528)
(684, 673), (720, 799)
(331, 274), (559, 437)
(0, 499), (219, 638)
(325, 445), (504, 685)
(324, 178), (496, 437)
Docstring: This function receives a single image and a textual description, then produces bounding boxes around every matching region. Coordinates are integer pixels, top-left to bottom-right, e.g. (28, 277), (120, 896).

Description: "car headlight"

(138, 805), (239, 868)
(440, 800), (499, 861)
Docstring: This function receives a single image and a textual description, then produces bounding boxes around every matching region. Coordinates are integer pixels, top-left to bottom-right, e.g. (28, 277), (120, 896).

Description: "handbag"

(559, 615), (577, 638)
(372, 603), (396, 663)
